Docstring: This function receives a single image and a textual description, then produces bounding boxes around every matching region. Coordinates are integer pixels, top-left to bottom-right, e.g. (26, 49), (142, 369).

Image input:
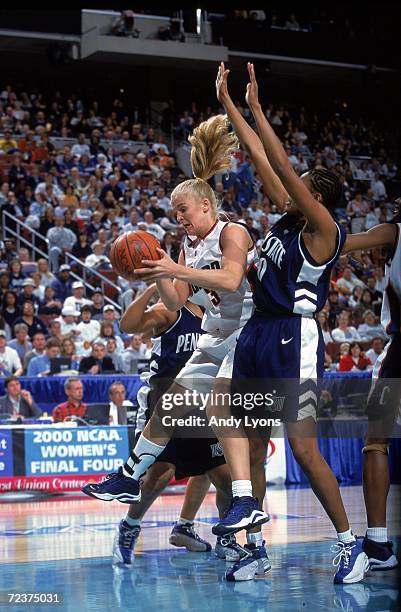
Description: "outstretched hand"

(216, 61), (230, 104)
(245, 62), (260, 109)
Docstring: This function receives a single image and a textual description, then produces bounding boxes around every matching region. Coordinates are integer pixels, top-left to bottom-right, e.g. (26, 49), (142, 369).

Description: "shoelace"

(99, 470), (121, 484)
(184, 525), (205, 543)
(331, 541), (356, 568)
(121, 526), (140, 549)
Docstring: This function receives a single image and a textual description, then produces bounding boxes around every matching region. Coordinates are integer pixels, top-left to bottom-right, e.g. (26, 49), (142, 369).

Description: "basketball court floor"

(1, 485), (399, 611)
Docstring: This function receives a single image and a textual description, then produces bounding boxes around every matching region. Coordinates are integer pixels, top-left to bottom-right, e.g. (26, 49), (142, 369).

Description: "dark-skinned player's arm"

(216, 61), (288, 212)
(120, 283), (177, 336)
(246, 62), (338, 263)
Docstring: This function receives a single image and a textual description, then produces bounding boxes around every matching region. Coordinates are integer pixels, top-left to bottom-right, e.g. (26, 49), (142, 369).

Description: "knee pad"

(362, 443), (389, 455)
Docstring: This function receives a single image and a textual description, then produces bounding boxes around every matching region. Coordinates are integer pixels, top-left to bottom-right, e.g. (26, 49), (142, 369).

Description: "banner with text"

(24, 427), (129, 476)
(0, 429), (13, 478)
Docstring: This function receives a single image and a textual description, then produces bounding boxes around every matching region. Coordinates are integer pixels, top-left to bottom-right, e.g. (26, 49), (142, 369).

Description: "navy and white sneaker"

(225, 542), (271, 581)
(169, 523), (212, 552)
(112, 519), (141, 566)
(82, 467), (141, 504)
(363, 537), (398, 570)
(212, 496), (269, 536)
(215, 533), (248, 562)
(331, 538), (369, 584)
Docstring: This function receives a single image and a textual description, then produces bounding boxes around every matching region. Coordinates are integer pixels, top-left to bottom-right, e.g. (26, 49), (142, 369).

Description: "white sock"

(247, 532), (263, 547)
(337, 529), (356, 544)
(232, 480), (252, 498)
(124, 516), (141, 528)
(366, 527), (387, 543)
(178, 516), (193, 526)
(123, 434), (166, 479)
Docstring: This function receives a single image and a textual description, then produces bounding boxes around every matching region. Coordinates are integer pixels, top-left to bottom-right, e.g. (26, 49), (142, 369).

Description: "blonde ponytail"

(171, 114), (238, 215)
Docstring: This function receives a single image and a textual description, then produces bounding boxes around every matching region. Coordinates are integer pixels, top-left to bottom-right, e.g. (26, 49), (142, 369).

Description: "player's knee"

(290, 439), (320, 471)
(144, 464), (175, 493)
(249, 438), (267, 467)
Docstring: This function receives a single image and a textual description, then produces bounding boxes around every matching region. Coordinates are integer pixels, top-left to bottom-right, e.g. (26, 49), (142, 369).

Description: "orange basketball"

(109, 231), (161, 280)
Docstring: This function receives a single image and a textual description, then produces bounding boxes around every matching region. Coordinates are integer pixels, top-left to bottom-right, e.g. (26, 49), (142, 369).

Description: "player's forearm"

(176, 266), (242, 292)
(156, 279), (186, 311)
(119, 284), (158, 333)
(249, 103), (290, 176)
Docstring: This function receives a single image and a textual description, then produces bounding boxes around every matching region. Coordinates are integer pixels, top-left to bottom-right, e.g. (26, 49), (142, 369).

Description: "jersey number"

(207, 290), (221, 306)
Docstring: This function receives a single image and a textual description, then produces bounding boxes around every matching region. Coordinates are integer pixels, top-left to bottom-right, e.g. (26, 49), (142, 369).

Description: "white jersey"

(183, 220), (256, 334)
(381, 222), (401, 335)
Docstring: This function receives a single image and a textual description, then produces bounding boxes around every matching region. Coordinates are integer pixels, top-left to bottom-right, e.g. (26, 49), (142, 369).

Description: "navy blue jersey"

(146, 306), (203, 386)
(248, 213), (346, 317)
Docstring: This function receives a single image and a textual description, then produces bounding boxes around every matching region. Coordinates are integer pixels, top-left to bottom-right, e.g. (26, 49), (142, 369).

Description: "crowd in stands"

(0, 80), (400, 393)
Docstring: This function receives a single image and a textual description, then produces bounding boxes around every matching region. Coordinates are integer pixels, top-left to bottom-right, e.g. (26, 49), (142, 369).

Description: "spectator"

(52, 377), (87, 423)
(158, 17), (184, 42)
(79, 341), (116, 375)
(8, 259), (25, 291)
(121, 334), (150, 374)
(97, 320), (125, 353)
(317, 389), (337, 418)
(74, 304), (99, 343)
(0, 314), (11, 341)
(58, 306), (80, 339)
(339, 341), (372, 372)
(84, 241), (110, 269)
(7, 323), (32, 361)
(348, 286), (363, 309)
(23, 332), (46, 373)
(90, 288), (105, 320)
(27, 338), (61, 377)
(46, 216), (77, 273)
(316, 311), (332, 345)
(13, 301), (48, 339)
(0, 329), (23, 376)
(63, 281), (92, 314)
(71, 233), (92, 261)
(0, 376), (41, 418)
(60, 337), (80, 371)
(110, 10), (140, 38)
(357, 310), (388, 342)
(108, 381), (134, 425)
(328, 289), (342, 329)
(285, 13), (300, 30)
(17, 278), (40, 309)
(346, 192), (370, 234)
(105, 337), (124, 373)
(138, 211), (165, 242)
(1, 290), (21, 329)
(331, 311), (361, 343)
(160, 232), (180, 262)
(50, 264), (73, 302)
(38, 286), (62, 316)
(336, 266), (365, 294)
(365, 337), (385, 366)
(102, 304), (127, 341)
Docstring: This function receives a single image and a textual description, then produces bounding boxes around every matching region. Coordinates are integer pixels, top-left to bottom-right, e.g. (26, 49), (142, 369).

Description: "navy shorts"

(232, 311), (325, 422)
(367, 333), (401, 422)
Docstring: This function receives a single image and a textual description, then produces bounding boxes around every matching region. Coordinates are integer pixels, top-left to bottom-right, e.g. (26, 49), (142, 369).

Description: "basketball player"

(342, 203), (401, 571)
(82, 113), (271, 573)
(92, 283), (243, 565)
(211, 62), (368, 584)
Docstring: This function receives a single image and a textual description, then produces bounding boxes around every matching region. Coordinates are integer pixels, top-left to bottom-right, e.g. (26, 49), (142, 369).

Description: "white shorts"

(174, 328), (242, 392)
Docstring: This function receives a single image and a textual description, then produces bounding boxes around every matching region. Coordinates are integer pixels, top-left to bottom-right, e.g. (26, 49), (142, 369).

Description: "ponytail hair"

(171, 115), (239, 215)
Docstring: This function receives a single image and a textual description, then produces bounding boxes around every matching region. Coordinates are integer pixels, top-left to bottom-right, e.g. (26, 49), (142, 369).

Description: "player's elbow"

(224, 274), (242, 292)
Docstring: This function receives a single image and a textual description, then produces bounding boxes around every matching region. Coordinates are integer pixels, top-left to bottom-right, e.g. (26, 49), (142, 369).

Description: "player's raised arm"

(216, 62), (288, 211)
(245, 63), (338, 257)
(120, 282), (176, 334)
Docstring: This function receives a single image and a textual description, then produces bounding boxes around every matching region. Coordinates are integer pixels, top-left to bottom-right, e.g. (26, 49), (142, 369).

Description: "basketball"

(109, 231), (162, 280)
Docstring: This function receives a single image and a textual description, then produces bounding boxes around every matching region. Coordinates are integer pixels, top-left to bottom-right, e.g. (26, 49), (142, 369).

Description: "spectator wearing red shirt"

(52, 377), (87, 423)
(338, 342), (372, 372)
